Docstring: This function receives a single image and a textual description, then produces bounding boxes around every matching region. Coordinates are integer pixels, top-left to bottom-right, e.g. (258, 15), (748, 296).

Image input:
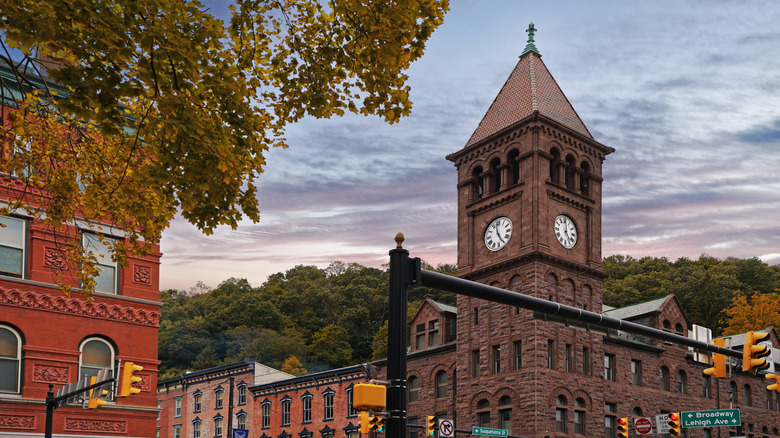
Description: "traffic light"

(353, 383), (387, 411)
(118, 361), (143, 397)
(767, 373), (780, 392)
(617, 417), (629, 438)
(426, 416), (437, 437)
(668, 412), (681, 436)
(742, 331), (771, 374)
(359, 411), (371, 434)
(370, 415), (385, 433)
(87, 376), (108, 409)
(704, 338), (727, 378)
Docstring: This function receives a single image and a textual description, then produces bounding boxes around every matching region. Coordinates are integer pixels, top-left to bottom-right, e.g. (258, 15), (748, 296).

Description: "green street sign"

(681, 409), (741, 428)
(472, 427), (508, 437)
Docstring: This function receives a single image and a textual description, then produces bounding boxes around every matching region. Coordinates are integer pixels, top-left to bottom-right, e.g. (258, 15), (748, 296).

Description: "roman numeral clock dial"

(554, 214), (578, 249)
(484, 216), (513, 252)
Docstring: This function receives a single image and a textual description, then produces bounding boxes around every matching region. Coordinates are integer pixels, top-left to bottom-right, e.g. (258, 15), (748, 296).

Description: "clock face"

(484, 216), (513, 251)
(554, 214), (577, 249)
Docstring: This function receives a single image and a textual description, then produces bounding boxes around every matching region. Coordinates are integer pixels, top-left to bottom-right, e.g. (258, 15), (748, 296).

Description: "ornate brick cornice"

(0, 286), (159, 327)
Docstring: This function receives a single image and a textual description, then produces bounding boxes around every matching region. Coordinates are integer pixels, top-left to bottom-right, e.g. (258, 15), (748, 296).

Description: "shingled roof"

(464, 23), (592, 148)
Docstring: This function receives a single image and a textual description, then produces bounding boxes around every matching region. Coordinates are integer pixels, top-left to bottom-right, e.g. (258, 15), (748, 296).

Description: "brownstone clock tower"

(445, 24), (615, 436)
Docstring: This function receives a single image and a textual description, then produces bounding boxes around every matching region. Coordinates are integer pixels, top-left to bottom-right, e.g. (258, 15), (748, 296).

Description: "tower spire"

(520, 22), (541, 57)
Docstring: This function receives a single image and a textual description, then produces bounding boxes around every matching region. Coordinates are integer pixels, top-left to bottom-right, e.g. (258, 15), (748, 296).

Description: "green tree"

(281, 355), (307, 376)
(0, 0), (449, 295)
(309, 323), (353, 368)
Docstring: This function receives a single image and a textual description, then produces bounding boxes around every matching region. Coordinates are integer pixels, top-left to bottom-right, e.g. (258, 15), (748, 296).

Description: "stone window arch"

(676, 370), (686, 394)
(564, 154), (576, 190)
(498, 396), (512, 432)
(0, 324), (22, 393)
(79, 337), (115, 380)
(659, 366), (670, 391)
(477, 399), (491, 426)
(729, 381), (738, 404)
(744, 384), (752, 407)
(555, 395), (568, 433)
(435, 371), (448, 398)
(549, 147), (561, 183)
(574, 397), (587, 434)
(579, 161), (591, 195)
(408, 376), (419, 403)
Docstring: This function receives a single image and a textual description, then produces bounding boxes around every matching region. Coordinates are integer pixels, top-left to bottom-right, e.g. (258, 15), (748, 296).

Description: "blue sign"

(233, 429), (249, 438)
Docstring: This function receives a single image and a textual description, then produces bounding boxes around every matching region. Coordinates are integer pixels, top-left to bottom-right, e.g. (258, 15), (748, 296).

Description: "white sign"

(634, 417), (653, 435)
(656, 414), (670, 434)
(439, 419), (455, 438)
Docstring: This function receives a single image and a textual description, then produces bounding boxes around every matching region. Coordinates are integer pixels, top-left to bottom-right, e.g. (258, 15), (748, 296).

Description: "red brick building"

(0, 60), (161, 437)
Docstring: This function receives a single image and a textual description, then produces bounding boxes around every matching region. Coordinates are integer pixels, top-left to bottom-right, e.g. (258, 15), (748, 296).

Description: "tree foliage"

(722, 291), (780, 336)
(0, 0), (448, 295)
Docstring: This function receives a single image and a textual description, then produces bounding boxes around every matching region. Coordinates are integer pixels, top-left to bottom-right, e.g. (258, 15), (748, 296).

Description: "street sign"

(681, 409), (741, 428)
(634, 417), (652, 435)
(655, 414), (670, 434)
(233, 429), (249, 438)
(439, 419), (454, 438)
(472, 427), (508, 437)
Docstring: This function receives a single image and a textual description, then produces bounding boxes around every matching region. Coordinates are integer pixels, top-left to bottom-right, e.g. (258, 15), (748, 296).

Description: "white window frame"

(174, 397), (182, 417)
(323, 391), (334, 420)
(82, 232), (119, 294)
(0, 324), (22, 393)
(302, 394), (312, 423)
(237, 384), (246, 405)
(0, 215), (26, 278)
(78, 337), (115, 401)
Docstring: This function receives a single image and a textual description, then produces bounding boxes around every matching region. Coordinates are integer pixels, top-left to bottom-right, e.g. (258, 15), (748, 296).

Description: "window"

(659, 366), (670, 391)
(662, 320), (671, 330)
(323, 391), (334, 420)
(574, 398), (586, 435)
(174, 397), (182, 417)
(82, 233), (119, 294)
(703, 375), (712, 399)
(631, 359), (642, 386)
(193, 419), (201, 438)
(555, 395), (567, 433)
(193, 392), (202, 412)
(605, 402), (617, 438)
(302, 394), (312, 423)
(215, 388), (224, 409)
(238, 384), (246, 405)
(281, 398), (291, 425)
(409, 417), (419, 438)
(565, 344), (573, 373)
(744, 384), (752, 407)
(0, 216), (26, 278)
(416, 323), (425, 332)
(173, 424), (181, 438)
(474, 307), (480, 325)
(0, 324), (22, 393)
(729, 381), (738, 404)
(436, 371), (448, 398)
(472, 349), (480, 377)
(547, 340), (555, 369)
(499, 396), (512, 433)
(214, 416), (223, 438)
(492, 345), (501, 374)
(237, 411), (246, 430)
(261, 401), (271, 428)
(604, 354), (615, 381)
(768, 389), (774, 410)
(429, 329), (439, 346)
(582, 347), (590, 376)
(416, 333), (425, 350)
(477, 399), (490, 427)
(513, 341), (522, 370)
(79, 337), (114, 394)
(472, 166), (484, 199)
(677, 370), (687, 394)
(408, 377), (419, 403)
(347, 387), (357, 416)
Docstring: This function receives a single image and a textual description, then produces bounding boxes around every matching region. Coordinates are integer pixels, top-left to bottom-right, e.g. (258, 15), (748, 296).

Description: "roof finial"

(520, 22), (541, 58)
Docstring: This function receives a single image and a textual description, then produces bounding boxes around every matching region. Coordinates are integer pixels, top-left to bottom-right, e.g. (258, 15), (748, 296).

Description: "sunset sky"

(160, 0), (780, 291)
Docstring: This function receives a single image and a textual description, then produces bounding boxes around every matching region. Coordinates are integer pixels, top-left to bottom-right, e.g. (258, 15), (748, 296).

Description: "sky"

(160, 0), (780, 291)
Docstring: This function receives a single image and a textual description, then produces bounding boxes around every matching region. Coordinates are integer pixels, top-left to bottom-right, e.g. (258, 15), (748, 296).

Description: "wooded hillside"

(158, 256), (780, 379)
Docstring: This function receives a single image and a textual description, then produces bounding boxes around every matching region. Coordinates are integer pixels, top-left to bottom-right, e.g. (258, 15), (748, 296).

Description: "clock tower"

(445, 24), (615, 436)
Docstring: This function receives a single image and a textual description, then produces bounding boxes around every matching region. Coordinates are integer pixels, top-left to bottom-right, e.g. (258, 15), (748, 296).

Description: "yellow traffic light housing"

(87, 376), (108, 409)
(353, 383), (387, 412)
(617, 417), (629, 438)
(703, 338), (727, 378)
(668, 412), (681, 436)
(118, 361), (143, 397)
(743, 331), (771, 374)
(359, 411), (371, 434)
(767, 373), (780, 392)
(370, 415), (385, 433)
(426, 416), (437, 437)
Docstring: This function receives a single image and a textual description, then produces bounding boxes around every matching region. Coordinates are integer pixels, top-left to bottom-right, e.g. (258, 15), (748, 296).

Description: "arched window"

(659, 366), (670, 391)
(564, 155), (576, 189)
(0, 324), (22, 393)
(555, 395), (568, 433)
(408, 376), (419, 403)
(632, 407), (642, 416)
(477, 399), (490, 427)
(676, 370), (686, 394)
(490, 158), (501, 194)
(472, 166), (484, 200)
(549, 148), (561, 183)
(508, 149), (520, 185)
(499, 396), (512, 432)
(729, 381), (738, 404)
(323, 389), (334, 420)
(579, 161), (590, 195)
(574, 398), (586, 435)
(662, 320), (671, 330)
(302, 393), (312, 423)
(435, 371), (448, 398)
(675, 323), (684, 333)
(79, 337), (114, 379)
(744, 384), (753, 407)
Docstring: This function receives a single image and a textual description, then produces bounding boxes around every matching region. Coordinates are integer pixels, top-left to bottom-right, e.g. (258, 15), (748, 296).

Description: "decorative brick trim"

(33, 364), (70, 383)
(133, 265), (152, 285)
(43, 247), (68, 270)
(0, 287), (159, 327)
(0, 415), (36, 429)
(65, 418), (127, 433)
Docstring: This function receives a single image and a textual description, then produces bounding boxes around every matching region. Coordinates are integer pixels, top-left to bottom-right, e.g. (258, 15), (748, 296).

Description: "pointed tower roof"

(464, 23), (592, 148)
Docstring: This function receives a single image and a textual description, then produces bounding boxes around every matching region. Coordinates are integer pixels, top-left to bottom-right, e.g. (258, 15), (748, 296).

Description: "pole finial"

(520, 22), (541, 58)
(395, 233), (405, 248)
